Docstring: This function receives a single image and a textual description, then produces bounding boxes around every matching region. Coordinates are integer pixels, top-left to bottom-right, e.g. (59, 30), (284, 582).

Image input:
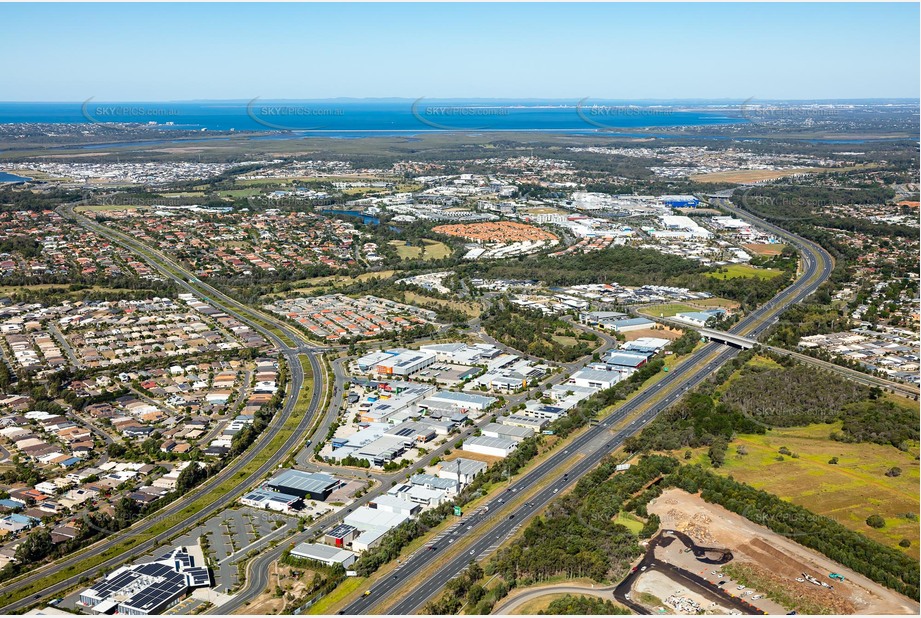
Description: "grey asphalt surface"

(612, 531), (761, 615)
(491, 584), (618, 615)
(0, 205), (328, 614)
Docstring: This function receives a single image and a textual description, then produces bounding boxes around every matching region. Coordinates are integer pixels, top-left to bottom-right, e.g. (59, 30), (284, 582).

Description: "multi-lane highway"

(209, 310), (624, 614)
(0, 205), (328, 613)
(2, 195), (833, 614)
(342, 198), (834, 615)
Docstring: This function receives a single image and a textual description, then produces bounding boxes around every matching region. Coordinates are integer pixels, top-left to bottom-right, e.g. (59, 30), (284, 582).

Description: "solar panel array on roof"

(79, 547), (212, 615)
(184, 567), (212, 588)
(121, 562), (188, 614)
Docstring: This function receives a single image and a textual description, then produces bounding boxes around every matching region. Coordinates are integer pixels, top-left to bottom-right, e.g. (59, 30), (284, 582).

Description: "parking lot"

(154, 507), (297, 593)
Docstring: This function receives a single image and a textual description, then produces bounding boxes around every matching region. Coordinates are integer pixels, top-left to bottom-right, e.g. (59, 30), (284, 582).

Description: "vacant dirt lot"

(623, 326), (683, 341)
(244, 562), (315, 615)
(433, 221), (557, 243)
(743, 242), (787, 256)
(648, 488), (920, 615)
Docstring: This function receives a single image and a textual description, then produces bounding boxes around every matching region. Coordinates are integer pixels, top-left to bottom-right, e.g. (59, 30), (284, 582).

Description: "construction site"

(638, 488), (921, 615)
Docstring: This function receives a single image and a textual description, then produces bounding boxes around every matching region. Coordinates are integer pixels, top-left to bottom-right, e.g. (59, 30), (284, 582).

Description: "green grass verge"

(307, 577), (367, 614)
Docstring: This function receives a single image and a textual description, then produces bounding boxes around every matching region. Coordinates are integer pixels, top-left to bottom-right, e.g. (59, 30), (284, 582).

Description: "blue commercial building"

(661, 195), (700, 208)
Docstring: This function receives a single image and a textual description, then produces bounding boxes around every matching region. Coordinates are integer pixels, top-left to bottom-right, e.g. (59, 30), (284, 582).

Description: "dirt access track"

(649, 488), (920, 615)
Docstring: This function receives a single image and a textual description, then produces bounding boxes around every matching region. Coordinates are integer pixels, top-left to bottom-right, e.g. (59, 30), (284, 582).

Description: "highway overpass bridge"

(649, 316), (918, 400)
(673, 322), (918, 400)
(698, 327), (758, 349)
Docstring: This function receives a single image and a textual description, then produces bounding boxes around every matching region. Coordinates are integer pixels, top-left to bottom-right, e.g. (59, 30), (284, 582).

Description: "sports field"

(389, 239), (452, 260)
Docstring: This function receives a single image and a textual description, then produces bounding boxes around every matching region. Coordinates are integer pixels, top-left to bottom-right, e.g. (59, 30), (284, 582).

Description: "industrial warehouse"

(264, 470), (341, 501)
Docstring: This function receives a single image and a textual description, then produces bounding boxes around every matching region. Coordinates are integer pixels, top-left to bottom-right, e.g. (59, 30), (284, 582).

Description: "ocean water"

(0, 171), (31, 183)
(0, 100), (743, 134)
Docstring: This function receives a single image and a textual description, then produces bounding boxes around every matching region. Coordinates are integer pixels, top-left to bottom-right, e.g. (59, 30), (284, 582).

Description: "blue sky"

(1, 3), (918, 101)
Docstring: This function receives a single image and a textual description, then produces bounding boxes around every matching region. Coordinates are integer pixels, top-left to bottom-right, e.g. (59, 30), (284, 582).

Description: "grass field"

(157, 191), (205, 198)
(216, 188), (263, 198)
(689, 168), (823, 184)
(706, 263), (783, 280)
(402, 290), (480, 317)
(640, 302), (700, 317)
(711, 424), (920, 557)
(613, 511), (646, 534)
(551, 333), (581, 347)
(342, 187), (389, 196)
(235, 178), (295, 186)
(389, 240), (422, 259)
(388, 239), (452, 261)
(421, 239), (452, 259)
(0, 284), (158, 296)
(696, 297), (741, 309)
(307, 576), (366, 614)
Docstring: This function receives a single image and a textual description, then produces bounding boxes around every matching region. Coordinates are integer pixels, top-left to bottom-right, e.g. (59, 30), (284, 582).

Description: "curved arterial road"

(0, 204), (327, 613)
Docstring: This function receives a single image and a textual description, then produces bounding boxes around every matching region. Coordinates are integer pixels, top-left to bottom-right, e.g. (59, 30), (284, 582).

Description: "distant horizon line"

(1, 97), (918, 104)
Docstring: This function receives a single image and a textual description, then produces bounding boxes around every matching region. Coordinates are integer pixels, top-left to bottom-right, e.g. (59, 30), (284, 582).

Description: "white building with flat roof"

(462, 435), (518, 458)
(422, 391), (497, 412)
(481, 422), (534, 442)
(290, 543), (357, 568)
(568, 368), (623, 391)
(370, 494), (420, 516)
(437, 458), (487, 484)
